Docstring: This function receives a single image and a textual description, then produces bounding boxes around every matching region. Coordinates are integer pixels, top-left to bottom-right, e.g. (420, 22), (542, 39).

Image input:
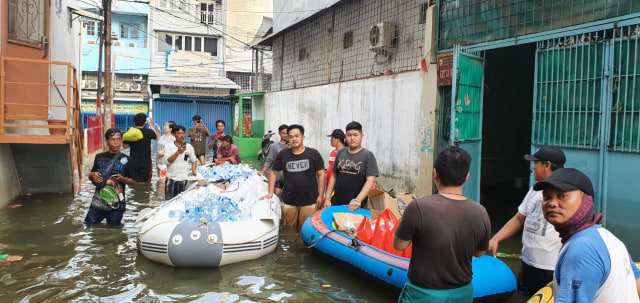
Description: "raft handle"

(347, 238), (362, 251)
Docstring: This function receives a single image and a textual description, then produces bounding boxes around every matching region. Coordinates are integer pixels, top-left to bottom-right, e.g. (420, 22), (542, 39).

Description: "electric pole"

(103, 0), (113, 132)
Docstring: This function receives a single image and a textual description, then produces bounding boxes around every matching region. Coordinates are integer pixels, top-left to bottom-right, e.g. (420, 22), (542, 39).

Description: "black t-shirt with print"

(331, 148), (379, 208)
(91, 151), (135, 202)
(272, 147), (324, 206)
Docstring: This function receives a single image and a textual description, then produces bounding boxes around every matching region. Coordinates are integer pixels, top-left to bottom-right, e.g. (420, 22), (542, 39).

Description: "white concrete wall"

(0, 145), (21, 207)
(265, 71), (427, 194)
(49, 0), (82, 120)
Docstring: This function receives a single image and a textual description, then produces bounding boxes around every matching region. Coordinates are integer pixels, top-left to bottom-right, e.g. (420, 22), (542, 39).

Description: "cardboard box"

(333, 213), (364, 230)
(366, 188), (416, 219)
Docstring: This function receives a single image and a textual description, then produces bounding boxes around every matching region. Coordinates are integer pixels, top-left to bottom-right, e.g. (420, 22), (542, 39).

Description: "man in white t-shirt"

(163, 125), (197, 200)
(488, 146), (566, 296)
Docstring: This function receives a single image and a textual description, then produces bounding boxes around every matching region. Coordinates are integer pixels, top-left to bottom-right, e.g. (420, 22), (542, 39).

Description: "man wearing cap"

(489, 146), (566, 296)
(534, 168), (640, 302)
(325, 129), (345, 187)
(259, 124), (288, 196)
(323, 121), (379, 211)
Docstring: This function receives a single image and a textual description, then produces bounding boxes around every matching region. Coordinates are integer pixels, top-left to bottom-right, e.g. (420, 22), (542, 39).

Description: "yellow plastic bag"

(123, 127), (143, 142)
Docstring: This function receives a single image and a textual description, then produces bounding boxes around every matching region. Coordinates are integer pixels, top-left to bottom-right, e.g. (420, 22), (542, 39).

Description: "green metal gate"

(532, 26), (640, 257)
(450, 46), (485, 202)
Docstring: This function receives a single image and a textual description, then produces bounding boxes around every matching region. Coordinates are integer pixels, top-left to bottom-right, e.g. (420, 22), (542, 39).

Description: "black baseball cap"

(326, 129), (345, 141)
(524, 146), (566, 167)
(533, 168), (595, 196)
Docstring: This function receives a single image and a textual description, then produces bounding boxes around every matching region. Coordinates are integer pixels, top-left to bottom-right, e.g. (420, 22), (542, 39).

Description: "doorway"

(480, 43), (536, 225)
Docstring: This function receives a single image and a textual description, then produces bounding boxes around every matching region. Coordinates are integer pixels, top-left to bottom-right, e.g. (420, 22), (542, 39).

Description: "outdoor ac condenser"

(369, 22), (395, 51)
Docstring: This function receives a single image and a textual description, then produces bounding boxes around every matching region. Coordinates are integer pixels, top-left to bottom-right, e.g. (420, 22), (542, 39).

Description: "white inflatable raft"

(135, 171), (281, 267)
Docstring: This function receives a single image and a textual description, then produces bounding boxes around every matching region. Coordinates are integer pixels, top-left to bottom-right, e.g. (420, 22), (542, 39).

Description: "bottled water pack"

(169, 164), (267, 223)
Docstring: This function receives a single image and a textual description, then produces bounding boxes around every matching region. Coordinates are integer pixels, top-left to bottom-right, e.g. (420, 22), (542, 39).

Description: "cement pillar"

(416, 4), (440, 197)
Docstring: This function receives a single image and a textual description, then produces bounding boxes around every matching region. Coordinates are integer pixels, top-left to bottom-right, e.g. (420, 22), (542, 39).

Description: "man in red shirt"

(326, 129), (345, 187)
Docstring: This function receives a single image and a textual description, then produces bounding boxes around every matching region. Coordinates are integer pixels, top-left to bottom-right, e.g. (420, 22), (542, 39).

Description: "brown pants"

(281, 202), (316, 227)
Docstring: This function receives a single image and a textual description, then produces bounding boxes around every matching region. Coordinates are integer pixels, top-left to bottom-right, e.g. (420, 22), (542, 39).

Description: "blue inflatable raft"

(301, 206), (517, 302)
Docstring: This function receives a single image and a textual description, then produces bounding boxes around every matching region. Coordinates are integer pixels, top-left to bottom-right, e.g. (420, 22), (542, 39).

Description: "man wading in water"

(261, 124), (325, 228)
(393, 147), (491, 303)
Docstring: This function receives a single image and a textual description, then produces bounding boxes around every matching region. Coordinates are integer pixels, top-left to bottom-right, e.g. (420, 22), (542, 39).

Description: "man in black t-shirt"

(123, 113), (158, 182)
(262, 124), (325, 228)
(86, 128), (135, 226)
(393, 148), (491, 302)
(324, 121), (378, 210)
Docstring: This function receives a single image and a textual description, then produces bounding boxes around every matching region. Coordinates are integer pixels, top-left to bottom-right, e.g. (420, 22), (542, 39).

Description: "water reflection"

(0, 156), (527, 302)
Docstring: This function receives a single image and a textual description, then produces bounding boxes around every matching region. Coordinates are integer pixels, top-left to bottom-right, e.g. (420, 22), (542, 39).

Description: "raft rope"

(306, 230), (337, 249)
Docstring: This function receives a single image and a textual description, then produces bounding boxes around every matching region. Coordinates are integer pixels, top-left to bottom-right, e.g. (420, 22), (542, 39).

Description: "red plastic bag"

(402, 242), (413, 259)
(370, 209), (398, 249)
(383, 221), (402, 256)
(356, 216), (374, 244)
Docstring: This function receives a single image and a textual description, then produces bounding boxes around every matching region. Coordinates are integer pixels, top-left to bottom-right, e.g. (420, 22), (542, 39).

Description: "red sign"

(437, 52), (453, 87)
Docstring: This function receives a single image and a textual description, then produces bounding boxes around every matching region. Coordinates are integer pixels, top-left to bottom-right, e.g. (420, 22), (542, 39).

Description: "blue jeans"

(84, 207), (124, 227)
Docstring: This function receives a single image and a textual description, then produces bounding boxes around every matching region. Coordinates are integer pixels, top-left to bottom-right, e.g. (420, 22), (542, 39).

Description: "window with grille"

(610, 25), (640, 152)
(8, 0), (47, 46)
(532, 29), (640, 153)
(200, 1), (219, 25)
(532, 38), (604, 149)
(157, 32), (217, 56)
(86, 21), (96, 36)
(120, 24), (129, 39)
(343, 31), (353, 49)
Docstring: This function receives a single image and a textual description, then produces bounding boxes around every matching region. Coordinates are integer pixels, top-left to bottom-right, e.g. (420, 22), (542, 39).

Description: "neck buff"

(553, 194), (603, 243)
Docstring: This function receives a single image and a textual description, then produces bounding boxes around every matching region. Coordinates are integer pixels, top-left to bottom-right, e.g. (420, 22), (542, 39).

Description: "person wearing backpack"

(85, 128), (135, 227)
(123, 113), (158, 182)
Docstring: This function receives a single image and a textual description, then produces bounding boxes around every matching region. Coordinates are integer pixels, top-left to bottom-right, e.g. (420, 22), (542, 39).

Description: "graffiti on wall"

(420, 116), (434, 154)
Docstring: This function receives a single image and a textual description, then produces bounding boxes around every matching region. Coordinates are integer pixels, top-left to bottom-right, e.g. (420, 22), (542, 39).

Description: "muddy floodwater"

(0, 157), (531, 302)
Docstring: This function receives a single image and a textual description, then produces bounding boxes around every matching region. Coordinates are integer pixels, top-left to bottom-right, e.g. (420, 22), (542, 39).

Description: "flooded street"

(0, 156), (530, 302)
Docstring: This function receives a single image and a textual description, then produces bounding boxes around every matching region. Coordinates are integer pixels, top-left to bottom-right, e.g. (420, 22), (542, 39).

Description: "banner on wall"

(165, 50), (212, 73)
(82, 44), (151, 75)
(160, 85), (229, 97)
(81, 101), (148, 114)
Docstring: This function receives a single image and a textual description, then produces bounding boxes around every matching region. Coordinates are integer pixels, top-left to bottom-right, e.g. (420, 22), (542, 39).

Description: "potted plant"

(47, 109), (67, 136)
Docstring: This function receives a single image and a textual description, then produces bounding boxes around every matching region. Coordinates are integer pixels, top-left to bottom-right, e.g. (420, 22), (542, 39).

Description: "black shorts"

(517, 261), (554, 296)
(132, 160), (152, 182)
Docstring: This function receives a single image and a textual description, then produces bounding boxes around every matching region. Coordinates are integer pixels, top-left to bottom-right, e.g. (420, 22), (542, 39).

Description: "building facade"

(435, 0), (640, 258)
(224, 0), (273, 92)
(263, 0), (640, 259)
(147, 0), (239, 132)
(79, 0), (152, 131)
(1, 0), (85, 205)
(261, 0), (434, 197)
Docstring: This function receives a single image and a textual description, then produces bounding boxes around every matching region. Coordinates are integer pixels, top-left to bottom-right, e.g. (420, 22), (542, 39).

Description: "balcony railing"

(0, 56), (84, 190)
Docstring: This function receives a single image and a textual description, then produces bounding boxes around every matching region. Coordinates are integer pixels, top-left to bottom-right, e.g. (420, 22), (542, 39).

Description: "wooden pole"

(103, 0), (113, 133)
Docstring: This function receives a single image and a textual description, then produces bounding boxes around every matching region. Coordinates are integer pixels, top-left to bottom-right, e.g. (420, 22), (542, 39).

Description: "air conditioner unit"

(130, 83), (142, 91)
(88, 80), (98, 89)
(128, 42), (137, 48)
(132, 75), (145, 82)
(114, 41), (122, 47)
(369, 22), (395, 51)
(118, 82), (131, 91)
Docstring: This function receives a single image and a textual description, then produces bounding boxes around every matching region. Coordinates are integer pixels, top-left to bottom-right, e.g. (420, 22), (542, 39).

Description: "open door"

(450, 49), (485, 202)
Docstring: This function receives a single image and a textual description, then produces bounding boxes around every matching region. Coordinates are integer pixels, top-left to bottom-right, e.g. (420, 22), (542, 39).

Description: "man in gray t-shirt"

(324, 121), (379, 210)
(259, 124), (288, 195)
